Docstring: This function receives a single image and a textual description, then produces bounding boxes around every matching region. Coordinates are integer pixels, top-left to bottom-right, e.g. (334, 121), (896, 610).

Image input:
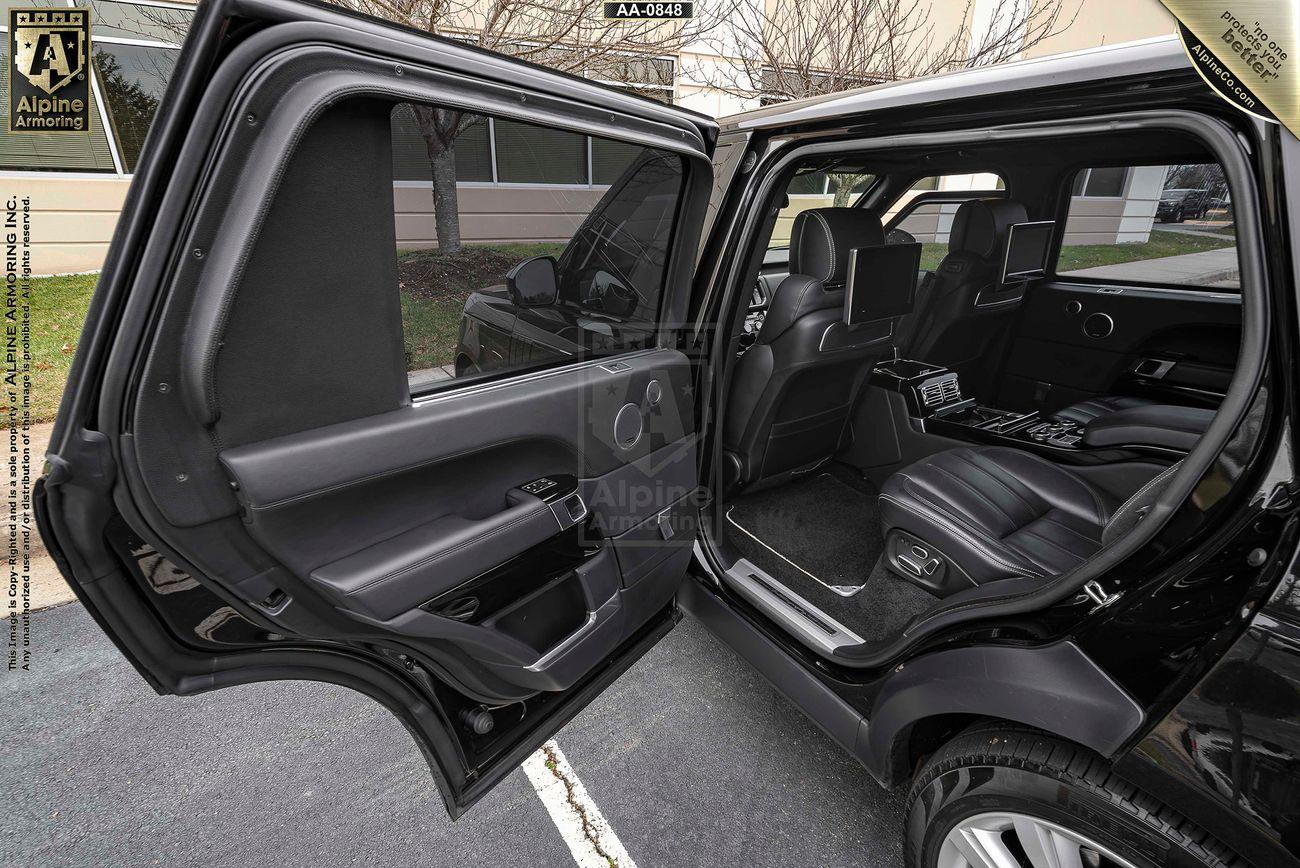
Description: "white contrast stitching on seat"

(1104, 461), (1182, 537)
(811, 211), (836, 282)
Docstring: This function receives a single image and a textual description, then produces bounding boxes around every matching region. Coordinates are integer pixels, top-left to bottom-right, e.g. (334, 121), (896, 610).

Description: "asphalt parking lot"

(2, 603), (906, 867)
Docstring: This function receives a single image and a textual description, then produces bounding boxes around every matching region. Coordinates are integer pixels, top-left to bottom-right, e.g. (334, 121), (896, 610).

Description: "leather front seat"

(901, 198), (1029, 390)
(878, 446), (1181, 594)
(723, 208), (896, 493)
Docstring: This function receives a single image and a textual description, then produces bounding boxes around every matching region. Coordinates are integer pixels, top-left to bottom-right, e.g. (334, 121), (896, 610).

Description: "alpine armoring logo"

(8, 7), (90, 133)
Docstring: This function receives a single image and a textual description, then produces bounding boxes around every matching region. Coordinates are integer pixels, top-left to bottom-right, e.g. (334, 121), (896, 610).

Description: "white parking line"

(523, 740), (637, 868)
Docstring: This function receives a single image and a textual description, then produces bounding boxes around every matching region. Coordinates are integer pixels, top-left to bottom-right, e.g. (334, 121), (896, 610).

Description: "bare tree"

(325, 0), (726, 252)
(697, 0), (1079, 105)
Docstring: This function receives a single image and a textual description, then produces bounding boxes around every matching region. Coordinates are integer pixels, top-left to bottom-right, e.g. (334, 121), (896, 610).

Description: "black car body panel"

(33, 4), (1300, 863)
(1117, 570), (1300, 868)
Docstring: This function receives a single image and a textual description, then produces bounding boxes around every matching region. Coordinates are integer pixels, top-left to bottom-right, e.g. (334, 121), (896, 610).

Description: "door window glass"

(92, 43), (179, 172)
(391, 101), (686, 392)
(1057, 163), (1237, 289)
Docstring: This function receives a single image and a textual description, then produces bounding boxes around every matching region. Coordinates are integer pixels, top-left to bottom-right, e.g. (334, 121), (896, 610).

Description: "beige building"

(2, 0), (1178, 275)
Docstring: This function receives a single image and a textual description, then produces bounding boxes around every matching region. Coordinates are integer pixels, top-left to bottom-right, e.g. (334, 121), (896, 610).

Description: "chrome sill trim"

(722, 559), (865, 654)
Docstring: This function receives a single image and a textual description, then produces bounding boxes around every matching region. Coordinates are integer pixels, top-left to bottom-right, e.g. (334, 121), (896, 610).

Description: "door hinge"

(1083, 580), (1120, 611)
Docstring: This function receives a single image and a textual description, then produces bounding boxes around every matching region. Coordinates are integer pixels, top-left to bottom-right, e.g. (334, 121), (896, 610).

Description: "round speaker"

(613, 403), (643, 450)
(1064, 300), (1082, 315)
(1083, 312), (1114, 339)
(645, 379), (663, 406)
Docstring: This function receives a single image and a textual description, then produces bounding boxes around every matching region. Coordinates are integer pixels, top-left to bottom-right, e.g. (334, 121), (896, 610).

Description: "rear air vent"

(919, 375), (961, 407)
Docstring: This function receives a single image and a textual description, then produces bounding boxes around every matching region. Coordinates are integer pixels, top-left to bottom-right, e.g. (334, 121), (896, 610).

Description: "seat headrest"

(789, 208), (885, 287)
(949, 198), (1029, 259)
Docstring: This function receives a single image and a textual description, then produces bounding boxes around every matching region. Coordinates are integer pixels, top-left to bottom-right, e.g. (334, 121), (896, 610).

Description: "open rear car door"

(36, 0), (715, 815)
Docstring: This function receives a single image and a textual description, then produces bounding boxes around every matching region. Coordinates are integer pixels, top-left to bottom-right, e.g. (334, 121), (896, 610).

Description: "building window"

(0, 0), (194, 173)
(390, 107), (645, 188)
(390, 106), (493, 182)
(83, 0), (192, 42)
(93, 43), (179, 172)
(591, 138), (644, 185)
(1071, 166), (1130, 198)
(757, 66), (882, 105)
(0, 43), (117, 171)
(0, 9), (671, 182)
(586, 56), (675, 104)
(493, 119), (588, 185)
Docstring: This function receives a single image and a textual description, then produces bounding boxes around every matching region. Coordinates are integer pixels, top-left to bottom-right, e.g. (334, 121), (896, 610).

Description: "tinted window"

(1057, 163), (1237, 289)
(391, 106), (492, 182)
(93, 44), (178, 172)
(391, 101), (686, 392)
(494, 119), (587, 184)
(559, 152), (682, 323)
(85, 0), (192, 42)
(1072, 166), (1129, 198)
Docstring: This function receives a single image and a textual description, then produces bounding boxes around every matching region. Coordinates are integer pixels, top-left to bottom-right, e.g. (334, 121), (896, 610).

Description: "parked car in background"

(1158, 187), (1211, 221)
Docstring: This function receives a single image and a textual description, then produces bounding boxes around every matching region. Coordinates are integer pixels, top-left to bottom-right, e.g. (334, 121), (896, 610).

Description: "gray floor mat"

(725, 472), (936, 642)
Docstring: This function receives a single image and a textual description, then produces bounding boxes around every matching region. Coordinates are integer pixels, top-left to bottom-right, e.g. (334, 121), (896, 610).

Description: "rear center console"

(872, 358), (1042, 437)
(869, 357), (1183, 457)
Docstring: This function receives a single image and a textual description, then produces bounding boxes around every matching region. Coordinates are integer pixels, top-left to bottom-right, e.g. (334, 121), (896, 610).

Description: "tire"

(905, 724), (1244, 868)
(1175, 207), (1185, 223)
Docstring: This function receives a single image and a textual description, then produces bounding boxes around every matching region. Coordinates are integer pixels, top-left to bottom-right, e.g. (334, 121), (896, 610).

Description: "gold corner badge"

(1161, 1), (1296, 136)
(8, 7), (91, 134)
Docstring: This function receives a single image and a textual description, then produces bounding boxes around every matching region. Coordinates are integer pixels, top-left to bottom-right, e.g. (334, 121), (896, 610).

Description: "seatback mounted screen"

(844, 242), (921, 326)
(1001, 221), (1055, 284)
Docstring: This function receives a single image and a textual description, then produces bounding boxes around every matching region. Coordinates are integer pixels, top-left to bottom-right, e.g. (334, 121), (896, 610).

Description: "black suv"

(1157, 187), (1212, 222)
(39, 4), (1300, 866)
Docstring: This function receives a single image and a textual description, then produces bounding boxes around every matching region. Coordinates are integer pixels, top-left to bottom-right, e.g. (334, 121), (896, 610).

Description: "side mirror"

(506, 255), (559, 308)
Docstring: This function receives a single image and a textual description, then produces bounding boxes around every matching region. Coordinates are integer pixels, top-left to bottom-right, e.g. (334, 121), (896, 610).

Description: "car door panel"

(997, 281), (1241, 409)
(38, 0), (716, 815)
(216, 349), (696, 693)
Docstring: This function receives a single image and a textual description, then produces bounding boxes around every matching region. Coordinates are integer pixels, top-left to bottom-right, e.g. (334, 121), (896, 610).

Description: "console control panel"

(1024, 420), (1084, 448)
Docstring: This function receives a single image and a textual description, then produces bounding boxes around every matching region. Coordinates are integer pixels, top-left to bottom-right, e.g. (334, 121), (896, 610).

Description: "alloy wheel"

(938, 811), (1139, 868)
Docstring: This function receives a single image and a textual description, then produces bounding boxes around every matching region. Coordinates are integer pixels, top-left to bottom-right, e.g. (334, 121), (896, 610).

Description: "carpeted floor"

(725, 469), (936, 642)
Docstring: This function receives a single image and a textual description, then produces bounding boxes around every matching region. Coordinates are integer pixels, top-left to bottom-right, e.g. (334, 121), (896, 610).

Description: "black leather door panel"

(998, 282), (1240, 410)
(219, 348), (697, 692)
(309, 490), (561, 621)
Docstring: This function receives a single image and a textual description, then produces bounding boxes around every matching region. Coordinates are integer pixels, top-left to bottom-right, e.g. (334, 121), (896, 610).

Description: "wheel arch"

(865, 640), (1145, 786)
